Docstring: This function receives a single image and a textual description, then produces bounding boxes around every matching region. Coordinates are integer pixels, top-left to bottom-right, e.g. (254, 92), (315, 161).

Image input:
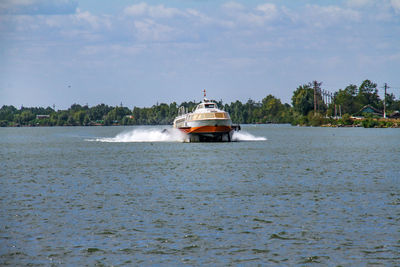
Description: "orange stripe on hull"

(179, 126), (232, 134)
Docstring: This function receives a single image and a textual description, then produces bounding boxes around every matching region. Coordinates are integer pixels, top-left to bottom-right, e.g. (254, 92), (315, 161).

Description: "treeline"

(290, 80), (400, 127)
(0, 96), (292, 127)
(1, 79), (399, 127)
(0, 104), (133, 127)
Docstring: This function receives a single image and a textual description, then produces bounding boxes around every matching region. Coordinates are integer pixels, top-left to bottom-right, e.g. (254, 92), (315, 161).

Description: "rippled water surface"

(1, 125), (399, 265)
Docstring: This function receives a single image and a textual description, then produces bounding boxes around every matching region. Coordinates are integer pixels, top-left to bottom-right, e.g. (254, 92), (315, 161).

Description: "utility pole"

(312, 81), (322, 115)
(313, 81), (322, 115)
(314, 83), (317, 115)
(383, 83), (388, 118)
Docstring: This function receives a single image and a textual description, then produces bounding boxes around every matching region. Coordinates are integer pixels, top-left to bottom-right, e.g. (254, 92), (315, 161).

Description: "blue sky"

(1, 0), (400, 109)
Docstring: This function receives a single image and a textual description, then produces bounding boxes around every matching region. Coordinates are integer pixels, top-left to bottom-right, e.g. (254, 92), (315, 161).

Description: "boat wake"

(87, 128), (266, 143)
(87, 128), (186, 143)
(232, 131), (267, 141)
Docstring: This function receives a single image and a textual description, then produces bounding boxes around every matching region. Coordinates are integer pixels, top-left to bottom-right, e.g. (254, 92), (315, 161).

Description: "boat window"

(205, 104), (215, 109)
(215, 113), (226, 118)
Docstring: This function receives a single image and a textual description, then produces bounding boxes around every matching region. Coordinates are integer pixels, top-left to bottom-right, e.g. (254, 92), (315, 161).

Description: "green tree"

(20, 110), (35, 125)
(67, 115), (76, 126)
(83, 114), (90, 125)
(357, 80), (380, 108)
(291, 84), (314, 116)
(105, 106), (131, 124)
(385, 93), (400, 112)
(132, 107), (142, 124)
(230, 100), (244, 123)
(334, 84), (358, 115)
(89, 104), (113, 121)
(0, 105), (17, 121)
(169, 102), (178, 119)
(262, 95), (283, 122)
(74, 110), (86, 125)
(57, 112), (68, 126)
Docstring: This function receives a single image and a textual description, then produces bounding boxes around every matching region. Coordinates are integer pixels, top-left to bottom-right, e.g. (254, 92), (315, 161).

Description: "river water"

(1, 125), (399, 265)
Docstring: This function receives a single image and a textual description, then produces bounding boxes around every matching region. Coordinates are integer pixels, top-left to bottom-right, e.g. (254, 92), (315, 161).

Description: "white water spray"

(232, 131), (267, 141)
(87, 127), (266, 143)
(88, 128), (186, 143)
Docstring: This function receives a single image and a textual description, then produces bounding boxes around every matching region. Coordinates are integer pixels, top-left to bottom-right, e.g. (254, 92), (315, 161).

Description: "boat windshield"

(205, 104), (216, 109)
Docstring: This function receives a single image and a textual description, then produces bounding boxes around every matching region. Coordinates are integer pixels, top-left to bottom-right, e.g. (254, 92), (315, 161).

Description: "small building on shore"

(356, 105), (383, 117)
(36, 115), (50, 119)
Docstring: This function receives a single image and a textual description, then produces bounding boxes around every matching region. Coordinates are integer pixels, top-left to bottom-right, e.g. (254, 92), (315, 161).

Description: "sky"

(1, 0), (400, 109)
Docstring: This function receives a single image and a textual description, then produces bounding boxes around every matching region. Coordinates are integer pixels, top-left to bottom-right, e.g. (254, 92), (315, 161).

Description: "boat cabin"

(205, 103), (216, 109)
(195, 99), (218, 111)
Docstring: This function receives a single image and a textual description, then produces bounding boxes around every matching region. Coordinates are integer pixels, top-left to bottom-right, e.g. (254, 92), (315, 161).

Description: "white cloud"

(186, 8), (211, 23)
(79, 44), (145, 56)
(256, 3), (278, 21)
(38, 8), (111, 30)
(71, 9), (112, 30)
(123, 3), (147, 16)
(124, 2), (184, 18)
(44, 15), (63, 27)
(0, 0), (37, 9)
(148, 4), (183, 18)
(60, 29), (101, 41)
(222, 2), (245, 11)
(282, 4), (361, 25)
(0, 0), (77, 15)
(222, 2), (280, 27)
(256, 3), (277, 16)
(75, 9), (99, 28)
(391, 0), (400, 13)
(346, 0), (374, 7)
(345, 0), (399, 20)
(134, 19), (176, 41)
(186, 8), (233, 27)
(303, 5), (361, 28)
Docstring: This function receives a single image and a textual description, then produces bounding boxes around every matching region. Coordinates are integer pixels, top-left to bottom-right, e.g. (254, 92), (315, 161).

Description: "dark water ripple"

(1, 125), (399, 265)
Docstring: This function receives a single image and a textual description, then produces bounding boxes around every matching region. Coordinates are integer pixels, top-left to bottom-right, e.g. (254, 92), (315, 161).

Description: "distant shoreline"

(3, 119), (400, 129)
(2, 79), (400, 128)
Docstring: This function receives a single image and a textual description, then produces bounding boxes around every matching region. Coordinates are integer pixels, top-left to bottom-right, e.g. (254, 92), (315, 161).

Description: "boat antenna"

(203, 89), (206, 98)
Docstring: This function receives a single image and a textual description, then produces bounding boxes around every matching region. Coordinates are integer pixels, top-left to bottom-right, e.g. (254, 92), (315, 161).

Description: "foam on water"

(88, 128), (186, 142)
(232, 131), (267, 141)
(87, 128), (266, 143)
